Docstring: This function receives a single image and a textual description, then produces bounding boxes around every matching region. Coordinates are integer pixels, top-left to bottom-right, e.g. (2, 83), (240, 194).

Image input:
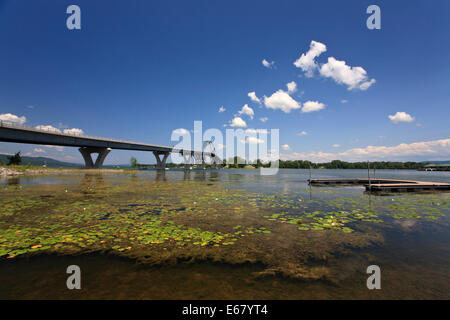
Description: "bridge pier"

(79, 147), (111, 169)
(183, 152), (192, 171)
(153, 151), (169, 170)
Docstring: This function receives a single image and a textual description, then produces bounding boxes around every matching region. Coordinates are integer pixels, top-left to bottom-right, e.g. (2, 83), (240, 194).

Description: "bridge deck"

(0, 122), (213, 157)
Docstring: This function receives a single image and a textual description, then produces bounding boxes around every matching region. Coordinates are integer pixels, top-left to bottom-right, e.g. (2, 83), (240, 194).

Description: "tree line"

(225, 157), (425, 169)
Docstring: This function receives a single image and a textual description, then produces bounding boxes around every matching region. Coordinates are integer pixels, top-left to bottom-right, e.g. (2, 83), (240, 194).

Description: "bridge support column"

(153, 151), (169, 170)
(79, 147), (111, 169)
(183, 152), (192, 171)
(201, 158), (206, 170)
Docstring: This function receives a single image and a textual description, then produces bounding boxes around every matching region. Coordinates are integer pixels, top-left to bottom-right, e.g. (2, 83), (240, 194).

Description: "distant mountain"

(421, 160), (450, 164)
(0, 153), (81, 168)
(0, 153), (130, 169)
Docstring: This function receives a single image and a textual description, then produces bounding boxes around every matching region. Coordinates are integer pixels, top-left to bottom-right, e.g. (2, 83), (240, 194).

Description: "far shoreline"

(1, 164), (448, 179)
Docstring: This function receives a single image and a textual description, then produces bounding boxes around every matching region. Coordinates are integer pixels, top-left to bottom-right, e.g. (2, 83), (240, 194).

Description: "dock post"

(367, 161), (371, 190)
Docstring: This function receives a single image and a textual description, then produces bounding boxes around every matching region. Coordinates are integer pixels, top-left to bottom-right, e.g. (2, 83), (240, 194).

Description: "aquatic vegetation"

(0, 172), (448, 280)
(257, 191), (449, 232)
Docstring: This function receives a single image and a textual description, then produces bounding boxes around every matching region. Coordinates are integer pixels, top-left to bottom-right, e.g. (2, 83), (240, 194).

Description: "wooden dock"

(308, 178), (450, 192)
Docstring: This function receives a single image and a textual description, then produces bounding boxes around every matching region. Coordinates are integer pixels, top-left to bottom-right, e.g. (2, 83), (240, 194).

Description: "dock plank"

(308, 178), (450, 192)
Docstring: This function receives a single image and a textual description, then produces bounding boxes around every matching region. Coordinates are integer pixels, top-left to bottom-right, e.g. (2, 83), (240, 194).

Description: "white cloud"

(297, 131), (308, 136)
(33, 148), (45, 153)
(230, 116), (247, 128)
(219, 106), (226, 113)
(332, 144), (341, 148)
(241, 136), (264, 144)
(245, 128), (268, 134)
(63, 128), (84, 135)
(35, 125), (61, 133)
(282, 144), (290, 151)
(248, 91), (261, 104)
(238, 104), (254, 119)
(0, 113), (27, 125)
(281, 139), (450, 162)
(388, 112), (415, 124)
(44, 145), (64, 152)
(264, 90), (301, 113)
(286, 81), (297, 93)
(172, 128), (190, 135)
(259, 117), (268, 123)
(301, 100), (326, 113)
(293, 40), (327, 77)
(319, 57), (376, 90)
(34, 125), (84, 135)
(262, 59), (275, 68)
(341, 99), (348, 103)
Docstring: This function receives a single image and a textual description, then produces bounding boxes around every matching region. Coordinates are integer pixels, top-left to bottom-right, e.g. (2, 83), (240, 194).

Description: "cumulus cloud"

(172, 128), (190, 135)
(301, 101), (326, 113)
(218, 106), (226, 113)
(264, 90), (301, 113)
(341, 99), (348, 104)
(230, 116), (247, 128)
(293, 40), (327, 77)
(281, 139), (450, 162)
(262, 59), (275, 68)
(297, 131), (308, 136)
(35, 125), (61, 133)
(282, 144), (290, 151)
(259, 117), (268, 123)
(34, 125), (84, 135)
(241, 136), (265, 144)
(0, 113), (27, 125)
(245, 128), (268, 134)
(332, 144), (341, 148)
(286, 81), (297, 93)
(248, 91), (261, 104)
(63, 128), (84, 135)
(33, 148), (45, 153)
(319, 57), (376, 90)
(388, 112), (415, 124)
(238, 104), (254, 119)
(44, 145), (64, 152)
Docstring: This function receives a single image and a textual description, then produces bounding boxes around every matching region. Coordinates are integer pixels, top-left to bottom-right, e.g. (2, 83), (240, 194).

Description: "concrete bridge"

(0, 121), (220, 169)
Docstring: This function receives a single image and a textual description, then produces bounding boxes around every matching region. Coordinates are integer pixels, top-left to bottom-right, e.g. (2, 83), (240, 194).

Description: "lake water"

(0, 169), (449, 299)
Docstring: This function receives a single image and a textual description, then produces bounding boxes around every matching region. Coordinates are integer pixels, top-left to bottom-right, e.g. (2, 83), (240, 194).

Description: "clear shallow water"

(0, 169), (449, 299)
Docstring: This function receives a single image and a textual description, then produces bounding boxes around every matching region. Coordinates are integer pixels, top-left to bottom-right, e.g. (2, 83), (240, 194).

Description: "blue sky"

(1, 0), (449, 164)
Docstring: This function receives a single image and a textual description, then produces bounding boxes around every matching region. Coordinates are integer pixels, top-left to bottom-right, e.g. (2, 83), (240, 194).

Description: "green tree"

(130, 156), (138, 169)
(7, 151), (22, 165)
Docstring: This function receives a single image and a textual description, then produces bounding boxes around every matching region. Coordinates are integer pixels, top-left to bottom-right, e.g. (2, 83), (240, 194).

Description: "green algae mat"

(1, 172), (449, 280)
